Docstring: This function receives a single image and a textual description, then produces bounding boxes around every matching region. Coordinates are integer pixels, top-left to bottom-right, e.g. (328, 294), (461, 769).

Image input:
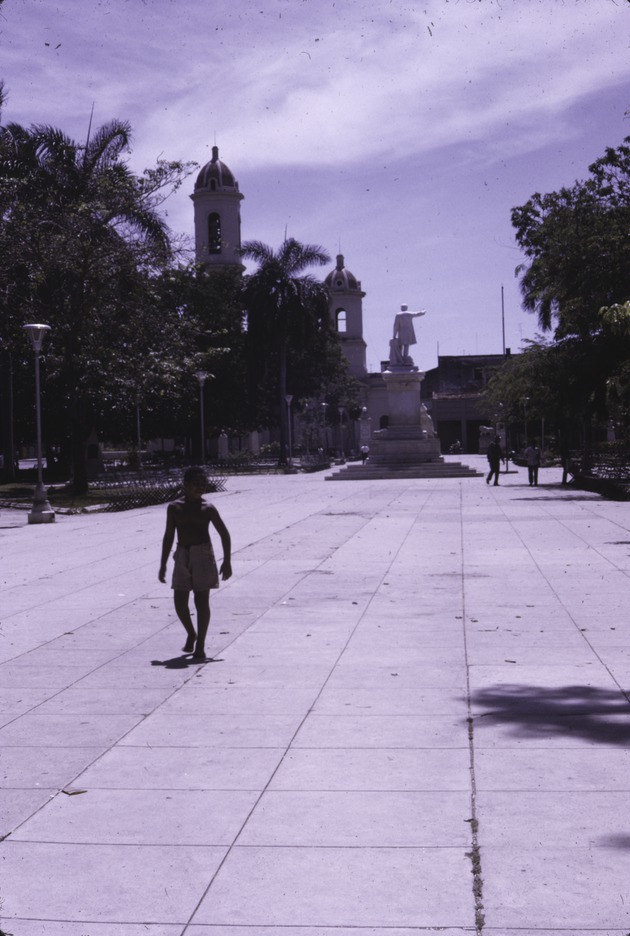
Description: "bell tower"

(325, 254), (367, 379)
(191, 145), (244, 271)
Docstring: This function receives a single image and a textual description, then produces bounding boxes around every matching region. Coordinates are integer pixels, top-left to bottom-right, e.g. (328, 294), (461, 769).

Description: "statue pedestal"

(328, 365), (481, 480)
(369, 368), (441, 466)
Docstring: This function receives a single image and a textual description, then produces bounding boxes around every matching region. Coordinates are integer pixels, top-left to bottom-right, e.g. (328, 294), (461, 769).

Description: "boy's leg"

(173, 589), (196, 652)
(193, 589), (211, 659)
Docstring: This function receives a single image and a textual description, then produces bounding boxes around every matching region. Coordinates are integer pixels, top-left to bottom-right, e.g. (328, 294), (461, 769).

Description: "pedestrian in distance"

(524, 443), (541, 486)
(159, 465), (232, 660)
(486, 435), (504, 486)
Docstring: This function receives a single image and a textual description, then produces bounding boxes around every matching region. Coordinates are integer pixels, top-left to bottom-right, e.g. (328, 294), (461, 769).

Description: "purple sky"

(2, 0), (629, 371)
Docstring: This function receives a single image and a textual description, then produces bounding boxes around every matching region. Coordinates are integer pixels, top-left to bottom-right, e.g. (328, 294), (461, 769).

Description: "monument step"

(326, 463), (483, 481)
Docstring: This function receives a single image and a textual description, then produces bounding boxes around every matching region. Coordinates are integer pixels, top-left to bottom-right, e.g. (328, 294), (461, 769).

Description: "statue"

(419, 403), (435, 438)
(388, 338), (405, 367)
(393, 304), (426, 361)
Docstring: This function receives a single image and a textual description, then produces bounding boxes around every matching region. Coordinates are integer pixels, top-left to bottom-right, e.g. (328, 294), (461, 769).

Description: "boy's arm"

(159, 505), (177, 583)
(210, 507), (232, 580)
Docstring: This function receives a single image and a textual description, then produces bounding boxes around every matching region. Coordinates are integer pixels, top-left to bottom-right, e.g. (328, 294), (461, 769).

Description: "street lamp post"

(285, 394), (293, 464)
(338, 406), (345, 458)
(521, 396), (530, 448)
(195, 371), (208, 463)
(23, 324), (55, 524)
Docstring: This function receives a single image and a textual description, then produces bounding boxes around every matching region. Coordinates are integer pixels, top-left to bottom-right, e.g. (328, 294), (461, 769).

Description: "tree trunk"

(70, 396), (89, 494)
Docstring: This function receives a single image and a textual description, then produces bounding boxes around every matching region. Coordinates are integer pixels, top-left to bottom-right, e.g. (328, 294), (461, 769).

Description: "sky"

(1, 0), (630, 372)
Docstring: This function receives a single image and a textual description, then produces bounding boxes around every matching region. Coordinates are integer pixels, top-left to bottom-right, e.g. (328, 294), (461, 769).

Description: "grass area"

(0, 483), (109, 511)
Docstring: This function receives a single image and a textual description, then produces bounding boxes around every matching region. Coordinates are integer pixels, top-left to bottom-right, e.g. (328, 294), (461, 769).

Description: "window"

(335, 307), (347, 333)
(208, 213), (221, 254)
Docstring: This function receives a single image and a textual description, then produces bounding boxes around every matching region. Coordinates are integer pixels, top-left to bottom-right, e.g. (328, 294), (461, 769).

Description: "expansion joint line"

(459, 484), (485, 935)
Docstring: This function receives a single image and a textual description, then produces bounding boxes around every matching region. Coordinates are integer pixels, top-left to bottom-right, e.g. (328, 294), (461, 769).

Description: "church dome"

(194, 145), (239, 192)
(325, 254), (361, 291)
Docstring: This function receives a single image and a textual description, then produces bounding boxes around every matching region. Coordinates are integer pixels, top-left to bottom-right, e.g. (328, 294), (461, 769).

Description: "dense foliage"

(241, 238), (360, 462)
(501, 135), (630, 449)
(0, 118), (195, 488)
(0, 112), (361, 483)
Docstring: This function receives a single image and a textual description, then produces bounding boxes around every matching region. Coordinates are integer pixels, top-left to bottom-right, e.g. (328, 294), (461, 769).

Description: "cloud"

(3, 0), (628, 179)
(126, 0), (630, 177)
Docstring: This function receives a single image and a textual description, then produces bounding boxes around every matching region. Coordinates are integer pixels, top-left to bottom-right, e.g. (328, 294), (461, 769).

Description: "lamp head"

(23, 323), (51, 353)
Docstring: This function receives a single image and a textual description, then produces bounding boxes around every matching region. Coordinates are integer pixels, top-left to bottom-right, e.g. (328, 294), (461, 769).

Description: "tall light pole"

(321, 402), (328, 454)
(195, 371), (208, 463)
(23, 324), (55, 524)
(285, 394), (293, 464)
(338, 406), (345, 458)
(521, 396), (530, 449)
(134, 386), (142, 469)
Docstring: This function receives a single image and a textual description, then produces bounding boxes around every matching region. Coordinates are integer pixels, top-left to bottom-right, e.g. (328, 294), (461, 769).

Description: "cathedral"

(191, 144), (376, 451)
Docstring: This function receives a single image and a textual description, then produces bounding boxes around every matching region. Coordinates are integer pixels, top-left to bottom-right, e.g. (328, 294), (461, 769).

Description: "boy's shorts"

(171, 543), (219, 592)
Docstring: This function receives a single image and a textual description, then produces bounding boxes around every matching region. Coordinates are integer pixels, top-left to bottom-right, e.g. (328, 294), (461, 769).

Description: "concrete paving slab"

(293, 714), (467, 748)
(481, 847), (630, 929)
(469, 662), (620, 692)
(0, 788), (55, 837)
(238, 790), (472, 847)
(0, 840), (227, 924)
(321, 661), (468, 688)
(0, 661), (106, 688)
(12, 787), (260, 845)
(0, 712), (143, 747)
(159, 684), (319, 715)
(8, 924), (181, 936)
(189, 661), (334, 688)
(269, 748), (471, 791)
(0, 685), (59, 714)
(7, 646), (125, 667)
(312, 682), (466, 715)
(478, 790), (630, 846)
(0, 746), (103, 789)
(187, 930), (475, 936)
(192, 845), (475, 927)
(475, 746), (630, 791)
(74, 661), (200, 688)
(119, 712), (303, 748)
(7, 919), (182, 936)
(35, 685), (172, 714)
(75, 745), (283, 790)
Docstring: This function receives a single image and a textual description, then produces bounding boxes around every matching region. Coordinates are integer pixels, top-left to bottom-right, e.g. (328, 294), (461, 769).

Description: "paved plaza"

(1, 457), (630, 936)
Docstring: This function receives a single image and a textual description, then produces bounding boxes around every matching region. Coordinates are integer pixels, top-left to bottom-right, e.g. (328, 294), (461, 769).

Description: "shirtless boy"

(159, 466), (232, 660)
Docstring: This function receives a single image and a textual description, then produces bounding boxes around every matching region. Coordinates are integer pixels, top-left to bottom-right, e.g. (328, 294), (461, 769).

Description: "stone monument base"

(327, 362), (481, 481)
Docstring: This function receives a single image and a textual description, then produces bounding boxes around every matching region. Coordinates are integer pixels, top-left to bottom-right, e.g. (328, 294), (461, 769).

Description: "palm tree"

(0, 118), (174, 490)
(241, 238), (331, 463)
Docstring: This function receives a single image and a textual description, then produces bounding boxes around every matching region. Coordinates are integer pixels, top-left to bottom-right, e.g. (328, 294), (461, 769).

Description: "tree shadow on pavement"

(470, 683), (630, 746)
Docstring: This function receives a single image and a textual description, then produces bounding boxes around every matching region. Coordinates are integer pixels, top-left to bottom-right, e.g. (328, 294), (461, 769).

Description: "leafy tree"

(145, 263), (249, 451)
(0, 118), (194, 489)
(241, 237), (349, 462)
(511, 135), (630, 448)
(512, 137), (630, 338)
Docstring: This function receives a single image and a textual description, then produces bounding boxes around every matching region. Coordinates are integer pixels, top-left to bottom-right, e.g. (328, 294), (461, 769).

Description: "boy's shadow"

(151, 655), (224, 669)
